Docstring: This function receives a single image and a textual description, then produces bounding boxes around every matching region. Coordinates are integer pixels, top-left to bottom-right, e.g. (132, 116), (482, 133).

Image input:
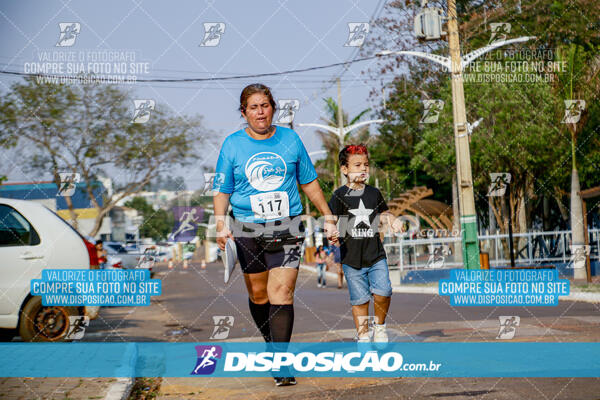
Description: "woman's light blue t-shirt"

(213, 126), (318, 223)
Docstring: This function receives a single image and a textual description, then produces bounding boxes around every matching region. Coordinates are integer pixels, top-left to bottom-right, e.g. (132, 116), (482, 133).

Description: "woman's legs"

(243, 271), (271, 342)
(267, 267), (298, 342)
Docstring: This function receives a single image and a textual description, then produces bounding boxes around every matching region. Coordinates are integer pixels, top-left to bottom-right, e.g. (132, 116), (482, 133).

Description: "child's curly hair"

(338, 144), (369, 167)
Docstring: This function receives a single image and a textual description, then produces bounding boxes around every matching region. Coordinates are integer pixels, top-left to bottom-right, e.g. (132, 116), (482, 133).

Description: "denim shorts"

(342, 258), (392, 305)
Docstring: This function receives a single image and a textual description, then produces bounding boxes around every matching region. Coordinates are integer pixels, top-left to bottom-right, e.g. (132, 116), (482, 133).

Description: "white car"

(0, 198), (101, 342)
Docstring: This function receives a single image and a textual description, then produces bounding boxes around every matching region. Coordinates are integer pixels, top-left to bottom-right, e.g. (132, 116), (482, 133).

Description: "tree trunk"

(570, 168), (587, 280)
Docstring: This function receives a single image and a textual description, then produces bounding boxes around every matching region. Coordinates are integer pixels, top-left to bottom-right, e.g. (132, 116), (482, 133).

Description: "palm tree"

(315, 97), (372, 187)
(554, 44), (600, 279)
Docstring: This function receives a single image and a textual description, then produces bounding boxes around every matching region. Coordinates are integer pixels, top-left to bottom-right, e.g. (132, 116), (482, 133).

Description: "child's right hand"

(324, 221), (340, 245)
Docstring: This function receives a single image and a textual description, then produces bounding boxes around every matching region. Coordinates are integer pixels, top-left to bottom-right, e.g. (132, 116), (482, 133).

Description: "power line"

(0, 55), (381, 83)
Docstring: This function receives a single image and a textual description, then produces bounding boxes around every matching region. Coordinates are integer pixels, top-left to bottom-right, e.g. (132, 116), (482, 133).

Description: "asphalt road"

(84, 260), (600, 343)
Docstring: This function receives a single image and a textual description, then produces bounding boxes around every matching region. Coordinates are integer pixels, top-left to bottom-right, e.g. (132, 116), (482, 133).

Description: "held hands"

(324, 216), (340, 245)
(382, 212), (405, 235)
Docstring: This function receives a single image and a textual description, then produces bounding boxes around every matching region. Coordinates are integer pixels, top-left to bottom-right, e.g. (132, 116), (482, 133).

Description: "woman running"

(212, 83), (338, 387)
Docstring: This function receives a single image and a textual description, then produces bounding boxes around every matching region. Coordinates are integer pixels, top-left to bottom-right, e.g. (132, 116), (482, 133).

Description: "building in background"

(109, 206), (143, 243)
(0, 180), (112, 239)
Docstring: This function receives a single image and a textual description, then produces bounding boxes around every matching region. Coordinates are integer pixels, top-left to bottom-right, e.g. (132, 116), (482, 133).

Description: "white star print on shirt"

(348, 199), (373, 227)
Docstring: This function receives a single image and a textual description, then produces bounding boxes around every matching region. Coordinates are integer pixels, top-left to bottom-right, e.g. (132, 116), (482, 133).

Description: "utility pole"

(337, 77), (344, 186)
(447, 0), (480, 269)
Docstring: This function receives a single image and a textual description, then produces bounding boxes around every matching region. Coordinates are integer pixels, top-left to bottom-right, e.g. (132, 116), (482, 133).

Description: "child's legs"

(351, 302), (370, 335)
(373, 294), (391, 325)
(367, 259), (393, 324)
(342, 264), (371, 333)
(317, 264), (324, 283)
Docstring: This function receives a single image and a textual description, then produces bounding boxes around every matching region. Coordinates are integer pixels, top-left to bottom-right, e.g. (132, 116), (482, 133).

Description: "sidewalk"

(301, 264), (600, 303)
(0, 377), (132, 400)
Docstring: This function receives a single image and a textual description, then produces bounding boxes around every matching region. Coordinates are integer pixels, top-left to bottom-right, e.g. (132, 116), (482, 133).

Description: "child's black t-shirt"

(328, 184), (389, 269)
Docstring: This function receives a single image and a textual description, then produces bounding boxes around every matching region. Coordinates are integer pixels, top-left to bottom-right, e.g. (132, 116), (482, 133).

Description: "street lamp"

(376, 36), (535, 73)
(376, 0), (534, 269)
(299, 119), (385, 147)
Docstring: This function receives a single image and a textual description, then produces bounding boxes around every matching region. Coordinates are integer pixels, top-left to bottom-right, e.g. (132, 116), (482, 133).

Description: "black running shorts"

(231, 216), (305, 274)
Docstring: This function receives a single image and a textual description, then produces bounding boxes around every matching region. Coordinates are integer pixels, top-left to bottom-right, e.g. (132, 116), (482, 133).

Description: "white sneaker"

(373, 323), (388, 342)
(357, 334), (370, 343)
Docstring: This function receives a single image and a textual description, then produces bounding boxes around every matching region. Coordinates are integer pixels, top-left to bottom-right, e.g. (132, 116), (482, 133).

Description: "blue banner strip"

(1, 342), (599, 377)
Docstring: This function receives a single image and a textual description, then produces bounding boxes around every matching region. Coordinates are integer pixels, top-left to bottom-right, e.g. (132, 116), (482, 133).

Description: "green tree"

(411, 70), (565, 232)
(124, 197), (174, 241)
(0, 76), (206, 236)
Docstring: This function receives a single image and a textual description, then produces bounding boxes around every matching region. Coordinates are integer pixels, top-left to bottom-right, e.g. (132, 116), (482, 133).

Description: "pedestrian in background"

(315, 246), (327, 288)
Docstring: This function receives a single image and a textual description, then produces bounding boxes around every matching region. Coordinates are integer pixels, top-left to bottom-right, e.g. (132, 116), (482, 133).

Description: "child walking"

(328, 144), (403, 342)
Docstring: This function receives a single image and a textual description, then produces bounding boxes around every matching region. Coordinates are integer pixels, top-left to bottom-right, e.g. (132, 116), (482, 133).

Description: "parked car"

(103, 241), (142, 269)
(0, 198), (100, 342)
(103, 241), (154, 276)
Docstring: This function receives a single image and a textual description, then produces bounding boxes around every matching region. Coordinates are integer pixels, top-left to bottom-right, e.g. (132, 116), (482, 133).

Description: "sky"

(0, 0), (397, 190)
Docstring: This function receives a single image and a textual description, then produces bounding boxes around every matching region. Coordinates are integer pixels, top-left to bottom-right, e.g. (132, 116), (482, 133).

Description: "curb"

(300, 264), (340, 281)
(104, 377), (134, 400)
(302, 264), (600, 303)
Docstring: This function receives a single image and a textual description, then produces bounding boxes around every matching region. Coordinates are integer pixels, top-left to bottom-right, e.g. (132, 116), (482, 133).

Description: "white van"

(0, 198), (100, 341)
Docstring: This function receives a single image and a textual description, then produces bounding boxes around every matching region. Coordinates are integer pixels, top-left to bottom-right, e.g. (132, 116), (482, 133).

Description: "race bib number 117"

(250, 191), (289, 220)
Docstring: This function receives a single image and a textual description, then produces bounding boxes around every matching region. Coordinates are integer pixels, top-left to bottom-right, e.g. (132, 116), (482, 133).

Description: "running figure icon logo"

(276, 99), (300, 124)
(487, 173), (511, 197)
(132, 99), (155, 124)
(496, 316), (520, 339)
(562, 100), (586, 124)
(426, 247), (446, 269)
(200, 23), (225, 47)
(488, 22), (511, 44)
(209, 316), (234, 340)
(345, 23), (369, 47)
(65, 316), (89, 340)
(57, 172), (80, 197)
(191, 345), (222, 375)
(56, 22), (80, 47)
(420, 100), (444, 124)
(203, 172), (225, 196)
